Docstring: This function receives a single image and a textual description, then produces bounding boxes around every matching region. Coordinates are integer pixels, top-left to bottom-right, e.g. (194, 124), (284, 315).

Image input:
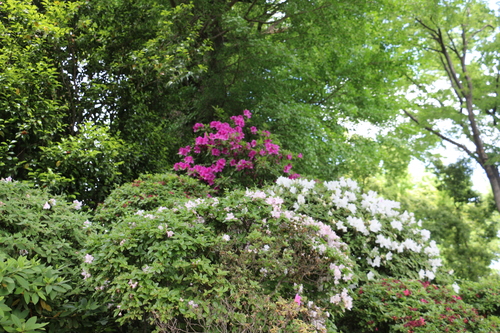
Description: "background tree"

(394, 0), (500, 211)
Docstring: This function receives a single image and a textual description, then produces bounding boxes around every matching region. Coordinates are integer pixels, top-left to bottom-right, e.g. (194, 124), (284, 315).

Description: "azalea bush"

(83, 183), (355, 332)
(337, 278), (500, 332)
(173, 110), (302, 190)
(0, 177), (110, 332)
(0, 177), (87, 277)
(271, 177), (443, 282)
(459, 277), (500, 318)
(0, 255), (71, 333)
(93, 173), (211, 226)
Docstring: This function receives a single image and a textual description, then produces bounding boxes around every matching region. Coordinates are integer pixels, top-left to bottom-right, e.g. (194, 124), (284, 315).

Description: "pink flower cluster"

(174, 110), (302, 185)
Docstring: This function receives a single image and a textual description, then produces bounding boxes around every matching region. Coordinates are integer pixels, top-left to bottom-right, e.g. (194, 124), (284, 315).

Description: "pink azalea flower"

(195, 135), (209, 146)
(193, 123), (204, 131)
(178, 146), (191, 156)
(283, 163), (292, 173)
(289, 173), (301, 179)
(294, 294), (301, 306)
(250, 126), (258, 134)
(298, 153), (303, 158)
(243, 109), (252, 118)
(230, 115), (245, 127)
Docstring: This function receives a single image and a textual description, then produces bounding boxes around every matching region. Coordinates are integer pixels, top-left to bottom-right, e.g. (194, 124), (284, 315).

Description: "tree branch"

(402, 109), (478, 161)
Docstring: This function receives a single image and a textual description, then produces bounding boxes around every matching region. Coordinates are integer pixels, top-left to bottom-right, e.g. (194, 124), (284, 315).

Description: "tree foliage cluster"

(1, 0), (408, 205)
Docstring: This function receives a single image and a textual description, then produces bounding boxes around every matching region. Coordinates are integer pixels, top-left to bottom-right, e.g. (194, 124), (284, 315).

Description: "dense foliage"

(1, 0), (500, 331)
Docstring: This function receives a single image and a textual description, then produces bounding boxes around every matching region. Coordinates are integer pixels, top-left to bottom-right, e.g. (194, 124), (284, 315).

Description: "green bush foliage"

(29, 123), (132, 207)
(0, 255), (71, 333)
(459, 277), (500, 318)
(93, 173), (212, 225)
(337, 278), (500, 332)
(0, 178), (110, 332)
(83, 182), (355, 332)
(0, 178), (87, 272)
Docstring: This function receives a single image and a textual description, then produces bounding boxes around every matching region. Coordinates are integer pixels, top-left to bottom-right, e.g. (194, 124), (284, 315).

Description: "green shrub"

(0, 177), (87, 274)
(29, 123), (130, 207)
(459, 276), (500, 318)
(83, 185), (355, 332)
(337, 278), (500, 332)
(0, 178), (109, 332)
(0, 255), (71, 333)
(93, 173), (211, 225)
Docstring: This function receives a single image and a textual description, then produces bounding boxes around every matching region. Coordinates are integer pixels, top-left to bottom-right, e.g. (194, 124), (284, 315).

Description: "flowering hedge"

(0, 177), (109, 332)
(0, 177), (87, 279)
(83, 183), (355, 332)
(458, 278), (500, 318)
(271, 177), (443, 282)
(337, 278), (500, 332)
(93, 173), (211, 226)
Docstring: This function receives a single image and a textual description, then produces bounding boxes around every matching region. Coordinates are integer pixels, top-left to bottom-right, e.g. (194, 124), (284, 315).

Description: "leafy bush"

(0, 177), (87, 274)
(271, 177), (443, 282)
(83, 185), (355, 332)
(337, 278), (500, 332)
(459, 277), (500, 318)
(0, 178), (110, 332)
(93, 173), (211, 225)
(29, 123), (130, 207)
(0, 255), (71, 333)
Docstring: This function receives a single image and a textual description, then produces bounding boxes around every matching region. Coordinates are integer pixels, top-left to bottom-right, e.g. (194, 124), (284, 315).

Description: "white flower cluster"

(329, 288), (353, 310)
(274, 177), (443, 280)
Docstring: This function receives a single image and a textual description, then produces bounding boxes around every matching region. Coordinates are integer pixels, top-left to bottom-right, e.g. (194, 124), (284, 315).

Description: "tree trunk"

(482, 164), (500, 212)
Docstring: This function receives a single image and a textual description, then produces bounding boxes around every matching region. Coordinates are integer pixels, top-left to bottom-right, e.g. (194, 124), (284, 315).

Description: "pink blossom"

(289, 173), (301, 179)
(212, 159), (226, 172)
(294, 294), (301, 306)
(235, 160), (253, 171)
(230, 115), (245, 127)
(212, 148), (221, 156)
(250, 139), (257, 147)
(195, 135), (209, 146)
(243, 109), (252, 118)
(404, 289), (411, 296)
(210, 121), (221, 129)
(265, 142), (279, 154)
(230, 159), (237, 166)
(193, 123), (204, 131)
(250, 126), (258, 134)
(283, 163), (292, 173)
(184, 156), (194, 164)
(178, 145), (191, 156)
(248, 150), (257, 160)
(262, 130), (270, 137)
(287, 154), (292, 160)
(173, 162), (190, 171)
(298, 153), (303, 158)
